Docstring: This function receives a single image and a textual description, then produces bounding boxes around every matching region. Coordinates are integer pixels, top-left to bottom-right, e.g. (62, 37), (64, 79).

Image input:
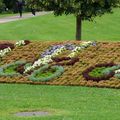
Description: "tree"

(27, 0), (120, 40)
(0, 0), (5, 13)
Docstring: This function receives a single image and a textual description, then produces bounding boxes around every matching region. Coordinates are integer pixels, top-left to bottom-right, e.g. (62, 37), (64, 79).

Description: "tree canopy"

(31, 0), (120, 20)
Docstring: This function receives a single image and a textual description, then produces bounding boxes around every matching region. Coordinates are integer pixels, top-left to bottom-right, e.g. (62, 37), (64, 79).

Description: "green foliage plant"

(0, 60), (26, 77)
(102, 65), (120, 78)
(28, 64), (64, 82)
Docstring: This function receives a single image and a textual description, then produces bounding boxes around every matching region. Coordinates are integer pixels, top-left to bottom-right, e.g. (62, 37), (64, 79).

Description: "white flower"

(15, 40), (26, 46)
(0, 47), (12, 57)
(115, 69), (120, 74)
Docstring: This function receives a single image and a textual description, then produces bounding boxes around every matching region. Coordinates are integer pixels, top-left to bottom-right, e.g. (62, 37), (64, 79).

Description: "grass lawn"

(1, 84), (120, 120)
(0, 9), (119, 41)
(0, 13), (16, 18)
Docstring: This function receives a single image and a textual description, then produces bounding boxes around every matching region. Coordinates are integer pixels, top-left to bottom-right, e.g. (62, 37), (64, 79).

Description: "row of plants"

(83, 63), (120, 82)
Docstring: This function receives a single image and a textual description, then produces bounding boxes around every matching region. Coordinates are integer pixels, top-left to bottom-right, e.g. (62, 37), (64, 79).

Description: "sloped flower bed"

(1, 40), (120, 89)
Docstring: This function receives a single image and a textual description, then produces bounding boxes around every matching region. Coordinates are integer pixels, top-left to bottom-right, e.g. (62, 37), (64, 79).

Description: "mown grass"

(1, 84), (120, 120)
(0, 13), (16, 18)
(0, 9), (119, 41)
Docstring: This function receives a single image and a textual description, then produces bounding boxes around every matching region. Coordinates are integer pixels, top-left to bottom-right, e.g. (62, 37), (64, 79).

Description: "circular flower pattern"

(82, 63), (116, 82)
(28, 64), (64, 82)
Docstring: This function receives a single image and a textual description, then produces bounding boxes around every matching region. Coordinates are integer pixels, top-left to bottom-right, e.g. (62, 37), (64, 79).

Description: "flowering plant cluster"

(24, 46), (66, 73)
(115, 69), (120, 74)
(15, 40), (30, 47)
(0, 40), (30, 58)
(24, 41), (96, 73)
(68, 41), (96, 58)
(41, 44), (76, 58)
(0, 47), (11, 57)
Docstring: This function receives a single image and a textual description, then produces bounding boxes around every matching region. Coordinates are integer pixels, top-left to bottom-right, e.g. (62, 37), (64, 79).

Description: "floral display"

(1, 41), (120, 89)
(68, 41), (96, 58)
(28, 64), (64, 82)
(82, 63), (115, 82)
(0, 47), (12, 57)
(15, 40), (30, 47)
(0, 40), (30, 58)
(115, 69), (120, 74)
(24, 46), (66, 73)
(41, 43), (76, 58)
(0, 60), (26, 77)
(83, 63), (120, 82)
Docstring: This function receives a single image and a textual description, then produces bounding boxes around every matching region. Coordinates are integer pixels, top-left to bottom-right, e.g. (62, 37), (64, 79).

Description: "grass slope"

(0, 9), (119, 41)
(1, 84), (120, 120)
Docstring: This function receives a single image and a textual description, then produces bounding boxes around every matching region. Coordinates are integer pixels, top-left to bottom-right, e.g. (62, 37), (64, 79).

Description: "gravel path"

(0, 11), (50, 23)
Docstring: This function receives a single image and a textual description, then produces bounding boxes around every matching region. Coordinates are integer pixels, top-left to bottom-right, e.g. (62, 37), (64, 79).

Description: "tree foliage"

(30, 0), (120, 20)
(0, 0), (5, 13)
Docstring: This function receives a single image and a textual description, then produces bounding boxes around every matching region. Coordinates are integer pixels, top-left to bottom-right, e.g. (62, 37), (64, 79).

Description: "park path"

(0, 11), (50, 23)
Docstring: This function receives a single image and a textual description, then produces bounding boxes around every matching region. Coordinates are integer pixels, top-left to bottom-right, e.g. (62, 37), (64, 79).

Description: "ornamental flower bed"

(82, 63), (116, 82)
(0, 40), (30, 58)
(1, 40), (120, 89)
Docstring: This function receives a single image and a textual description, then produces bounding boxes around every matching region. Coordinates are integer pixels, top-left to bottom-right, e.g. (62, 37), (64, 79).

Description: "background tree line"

(0, 0), (42, 13)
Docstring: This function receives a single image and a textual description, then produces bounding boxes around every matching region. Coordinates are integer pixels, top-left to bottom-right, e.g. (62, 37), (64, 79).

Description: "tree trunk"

(76, 15), (82, 40)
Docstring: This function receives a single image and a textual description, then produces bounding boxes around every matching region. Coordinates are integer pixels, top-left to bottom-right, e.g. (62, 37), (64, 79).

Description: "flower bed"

(0, 40), (30, 58)
(1, 41), (120, 89)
